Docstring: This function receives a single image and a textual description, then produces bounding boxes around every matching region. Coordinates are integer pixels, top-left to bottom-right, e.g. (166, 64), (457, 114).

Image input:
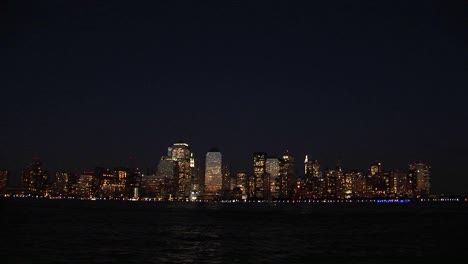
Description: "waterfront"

(3, 199), (468, 263)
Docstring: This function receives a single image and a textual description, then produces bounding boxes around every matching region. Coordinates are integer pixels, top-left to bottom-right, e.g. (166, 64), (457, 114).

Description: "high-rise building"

(52, 172), (72, 196)
(235, 171), (249, 200)
(139, 175), (169, 200)
(324, 168), (337, 199)
(95, 167), (114, 197)
(368, 161), (385, 197)
(156, 157), (177, 199)
(391, 170), (408, 197)
(0, 169), (9, 194)
(73, 172), (94, 198)
(266, 157), (280, 198)
(304, 155), (313, 175)
(22, 158), (49, 195)
(157, 157), (177, 179)
(409, 162), (431, 197)
(277, 150), (295, 200)
(205, 149), (222, 194)
(190, 155), (204, 193)
(312, 159), (321, 178)
(335, 161), (346, 199)
(342, 171), (353, 199)
(253, 152), (269, 199)
(300, 155), (314, 199)
(351, 171), (366, 197)
(222, 163), (231, 192)
(171, 142), (192, 199)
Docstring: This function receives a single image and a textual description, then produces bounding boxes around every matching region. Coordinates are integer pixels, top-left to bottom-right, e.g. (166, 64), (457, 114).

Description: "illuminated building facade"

(171, 142), (192, 199)
(301, 155), (319, 198)
(52, 172), (72, 196)
(391, 170), (408, 197)
(22, 159), (49, 195)
(335, 161), (346, 199)
(266, 157), (280, 198)
(204, 150), (222, 194)
(342, 171), (353, 199)
(409, 162), (431, 197)
(324, 168), (337, 199)
(157, 157), (177, 179)
(253, 152), (269, 199)
(235, 171), (249, 199)
(368, 161), (386, 197)
(74, 173), (94, 197)
(222, 163), (231, 191)
(139, 175), (169, 200)
(277, 151), (295, 199)
(191, 156), (204, 194)
(351, 171), (366, 197)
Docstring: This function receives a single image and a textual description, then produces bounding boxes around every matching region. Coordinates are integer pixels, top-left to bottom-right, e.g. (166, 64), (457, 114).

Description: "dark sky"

(2, 0), (467, 194)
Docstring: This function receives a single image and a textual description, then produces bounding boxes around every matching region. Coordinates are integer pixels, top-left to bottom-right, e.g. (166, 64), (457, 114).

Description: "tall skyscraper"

(253, 152), (269, 199)
(368, 161), (385, 197)
(22, 158), (49, 195)
(171, 142), (192, 200)
(235, 171), (249, 200)
(278, 150), (295, 199)
(300, 155), (315, 199)
(205, 149), (222, 194)
(222, 163), (231, 191)
(335, 160), (346, 199)
(74, 172), (94, 198)
(409, 162), (431, 197)
(266, 157), (280, 198)
(157, 157), (177, 179)
(324, 168), (337, 199)
(392, 170), (407, 197)
(52, 172), (72, 196)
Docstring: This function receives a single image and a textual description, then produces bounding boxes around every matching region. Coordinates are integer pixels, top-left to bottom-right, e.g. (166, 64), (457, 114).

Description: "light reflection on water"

(3, 199), (468, 263)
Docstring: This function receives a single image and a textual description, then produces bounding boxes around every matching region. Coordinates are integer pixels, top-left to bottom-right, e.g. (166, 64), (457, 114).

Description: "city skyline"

(2, 1), (467, 195)
(0, 141), (439, 199)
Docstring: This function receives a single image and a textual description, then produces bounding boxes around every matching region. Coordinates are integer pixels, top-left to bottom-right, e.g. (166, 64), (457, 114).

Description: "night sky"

(2, 1), (467, 194)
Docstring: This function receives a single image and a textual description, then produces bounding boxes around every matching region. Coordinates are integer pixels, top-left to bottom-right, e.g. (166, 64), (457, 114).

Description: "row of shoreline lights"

(3, 195), (464, 202)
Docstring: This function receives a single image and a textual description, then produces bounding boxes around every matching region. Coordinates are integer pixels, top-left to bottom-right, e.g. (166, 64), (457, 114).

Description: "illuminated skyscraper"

(205, 149), (222, 194)
(335, 161), (346, 199)
(236, 171), (249, 200)
(222, 163), (231, 191)
(312, 159), (324, 198)
(157, 157), (177, 179)
(324, 168), (337, 199)
(304, 155), (313, 175)
(391, 170), (408, 197)
(409, 162), (431, 197)
(22, 158), (49, 195)
(351, 171), (366, 197)
(171, 142), (192, 199)
(95, 167), (114, 197)
(140, 175), (169, 200)
(190, 155), (204, 193)
(368, 161), (385, 197)
(74, 172), (94, 198)
(278, 151), (295, 199)
(53, 172), (72, 196)
(253, 152), (269, 199)
(266, 157), (280, 198)
(312, 160), (321, 178)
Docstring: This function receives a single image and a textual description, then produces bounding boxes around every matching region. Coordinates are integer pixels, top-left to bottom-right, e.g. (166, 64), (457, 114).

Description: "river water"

(3, 199), (468, 263)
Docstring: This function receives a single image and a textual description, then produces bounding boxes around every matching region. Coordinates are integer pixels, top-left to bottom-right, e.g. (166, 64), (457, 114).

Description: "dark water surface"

(2, 199), (468, 263)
